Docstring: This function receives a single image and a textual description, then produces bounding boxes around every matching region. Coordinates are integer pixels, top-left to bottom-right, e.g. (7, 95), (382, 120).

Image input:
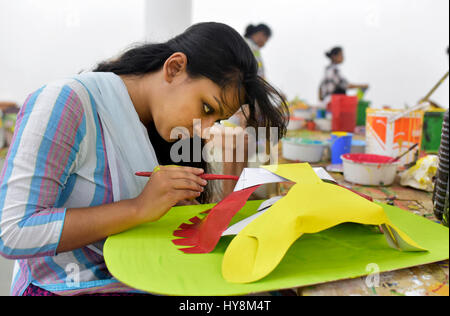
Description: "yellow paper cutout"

(222, 164), (426, 284)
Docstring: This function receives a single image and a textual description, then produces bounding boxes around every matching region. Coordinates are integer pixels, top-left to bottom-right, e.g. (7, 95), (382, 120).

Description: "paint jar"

(330, 132), (353, 164)
(366, 108), (424, 165)
(421, 110), (445, 153)
(293, 108), (313, 120)
(282, 138), (327, 163)
(316, 108), (326, 119)
(351, 140), (366, 153)
(342, 153), (400, 186)
(356, 100), (370, 126)
(286, 117), (305, 130)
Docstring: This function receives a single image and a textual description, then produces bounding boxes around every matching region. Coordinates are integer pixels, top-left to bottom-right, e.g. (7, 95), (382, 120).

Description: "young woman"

(319, 46), (369, 103)
(0, 22), (287, 296)
(244, 23), (272, 79)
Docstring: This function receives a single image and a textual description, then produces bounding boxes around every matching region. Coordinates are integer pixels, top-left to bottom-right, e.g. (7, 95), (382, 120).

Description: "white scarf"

(75, 72), (159, 202)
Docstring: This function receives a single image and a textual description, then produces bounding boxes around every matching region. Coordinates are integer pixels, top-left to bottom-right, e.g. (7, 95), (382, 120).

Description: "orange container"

(366, 109), (424, 165)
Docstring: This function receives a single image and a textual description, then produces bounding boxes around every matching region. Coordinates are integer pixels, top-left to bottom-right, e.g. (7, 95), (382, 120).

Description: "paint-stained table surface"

(1, 130), (448, 296)
(278, 130), (449, 296)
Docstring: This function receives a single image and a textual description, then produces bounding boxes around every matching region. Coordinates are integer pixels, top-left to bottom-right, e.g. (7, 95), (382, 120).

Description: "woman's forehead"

(220, 84), (246, 116)
(193, 76), (245, 116)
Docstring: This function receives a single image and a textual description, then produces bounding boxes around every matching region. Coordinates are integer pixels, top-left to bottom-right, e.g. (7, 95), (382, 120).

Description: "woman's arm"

(0, 84), (206, 258)
(348, 84), (369, 90)
(57, 165), (206, 253)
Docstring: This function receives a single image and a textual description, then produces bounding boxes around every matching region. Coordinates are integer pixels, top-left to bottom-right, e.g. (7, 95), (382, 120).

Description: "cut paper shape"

(221, 164), (426, 284)
(172, 185), (261, 253)
(233, 167), (337, 191)
(171, 163), (425, 283)
(103, 201), (449, 296)
(222, 196), (283, 236)
(172, 166), (337, 253)
(233, 168), (288, 191)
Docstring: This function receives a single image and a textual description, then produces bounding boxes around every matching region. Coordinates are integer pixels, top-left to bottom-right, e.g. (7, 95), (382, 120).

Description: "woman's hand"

(132, 166), (207, 223)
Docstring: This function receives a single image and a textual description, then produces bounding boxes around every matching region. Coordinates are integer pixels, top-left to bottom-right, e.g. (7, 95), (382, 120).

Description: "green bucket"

(421, 111), (445, 153)
(356, 100), (370, 126)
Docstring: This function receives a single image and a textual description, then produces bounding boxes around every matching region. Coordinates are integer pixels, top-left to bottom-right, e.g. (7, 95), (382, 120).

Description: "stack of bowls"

(281, 138), (327, 163)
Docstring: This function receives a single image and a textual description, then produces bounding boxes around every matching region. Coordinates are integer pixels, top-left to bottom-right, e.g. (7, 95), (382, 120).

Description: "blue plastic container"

(330, 132), (353, 164)
(316, 108), (326, 119)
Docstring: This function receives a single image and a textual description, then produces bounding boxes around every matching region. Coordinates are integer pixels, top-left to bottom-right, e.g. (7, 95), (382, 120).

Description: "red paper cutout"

(171, 173), (374, 254)
(172, 185), (261, 253)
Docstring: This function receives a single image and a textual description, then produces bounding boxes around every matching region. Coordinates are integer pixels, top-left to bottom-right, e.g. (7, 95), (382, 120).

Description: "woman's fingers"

(159, 165), (204, 175)
(159, 166), (207, 187)
(176, 199), (200, 206)
(172, 190), (202, 203)
(171, 178), (205, 192)
(168, 171), (208, 187)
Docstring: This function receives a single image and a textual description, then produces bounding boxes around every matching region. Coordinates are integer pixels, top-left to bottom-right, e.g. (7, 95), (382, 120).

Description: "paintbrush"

(387, 143), (419, 163)
(135, 172), (239, 181)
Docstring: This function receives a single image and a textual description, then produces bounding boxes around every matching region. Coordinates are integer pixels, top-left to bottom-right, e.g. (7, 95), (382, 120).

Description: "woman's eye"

(203, 103), (214, 114)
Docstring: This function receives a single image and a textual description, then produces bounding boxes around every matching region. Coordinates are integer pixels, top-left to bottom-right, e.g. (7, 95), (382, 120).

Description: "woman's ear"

(163, 52), (188, 83)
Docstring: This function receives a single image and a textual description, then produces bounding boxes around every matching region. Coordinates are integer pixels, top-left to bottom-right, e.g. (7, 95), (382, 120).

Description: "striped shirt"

(0, 78), (140, 295)
(319, 64), (349, 102)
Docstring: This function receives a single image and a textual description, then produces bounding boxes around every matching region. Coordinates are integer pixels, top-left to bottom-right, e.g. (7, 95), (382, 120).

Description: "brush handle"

(389, 143), (419, 163)
(135, 172), (239, 181)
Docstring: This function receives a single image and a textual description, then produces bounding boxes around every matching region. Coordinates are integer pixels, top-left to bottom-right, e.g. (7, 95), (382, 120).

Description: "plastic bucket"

(351, 140), (366, 153)
(286, 117), (305, 130)
(282, 138), (326, 163)
(421, 111), (445, 153)
(316, 108), (326, 119)
(330, 132), (353, 164)
(366, 108), (424, 165)
(357, 100), (370, 126)
(293, 108), (313, 120)
(342, 153), (400, 186)
(315, 118), (332, 132)
(330, 95), (358, 132)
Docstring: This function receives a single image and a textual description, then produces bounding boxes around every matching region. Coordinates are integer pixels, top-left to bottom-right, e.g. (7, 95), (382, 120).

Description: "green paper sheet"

(104, 201), (449, 296)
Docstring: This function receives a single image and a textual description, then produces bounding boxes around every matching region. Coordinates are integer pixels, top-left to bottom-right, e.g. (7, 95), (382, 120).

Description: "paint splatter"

(428, 283), (449, 296)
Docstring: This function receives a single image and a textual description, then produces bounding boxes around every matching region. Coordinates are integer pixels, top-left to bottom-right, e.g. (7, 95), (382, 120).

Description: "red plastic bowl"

(341, 153), (394, 165)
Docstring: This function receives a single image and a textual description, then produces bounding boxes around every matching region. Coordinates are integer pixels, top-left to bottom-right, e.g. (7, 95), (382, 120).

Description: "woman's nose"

(198, 118), (219, 140)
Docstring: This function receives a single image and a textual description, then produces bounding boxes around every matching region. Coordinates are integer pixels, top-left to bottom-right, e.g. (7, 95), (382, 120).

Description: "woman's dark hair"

(244, 23), (272, 39)
(325, 46), (343, 59)
(94, 22), (287, 202)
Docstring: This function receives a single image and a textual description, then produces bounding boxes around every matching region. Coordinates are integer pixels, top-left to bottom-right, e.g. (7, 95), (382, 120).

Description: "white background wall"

(0, 0), (145, 103)
(193, 0), (449, 109)
(0, 0), (192, 105)
(0, 0), (448, 108)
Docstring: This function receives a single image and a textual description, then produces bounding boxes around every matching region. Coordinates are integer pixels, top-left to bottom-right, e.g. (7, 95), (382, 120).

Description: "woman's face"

(148, 53), (242, 142)
(155, 77), (240, 142)
(251, 32), (270, 48)
(333, 51), (344, 64)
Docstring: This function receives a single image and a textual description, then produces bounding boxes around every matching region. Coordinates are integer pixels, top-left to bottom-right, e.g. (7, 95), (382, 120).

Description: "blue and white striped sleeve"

(0, 83), (86, 259)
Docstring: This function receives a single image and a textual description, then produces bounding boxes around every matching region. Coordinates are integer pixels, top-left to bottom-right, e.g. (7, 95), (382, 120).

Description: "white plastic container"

(282, 138), (326, 163)
(293, 109), (313, 120)
(351, 140), (366, 154)
(341, 153), (400, 186)
(315, 118), (332, 132)
(286, 117), (305, 130)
